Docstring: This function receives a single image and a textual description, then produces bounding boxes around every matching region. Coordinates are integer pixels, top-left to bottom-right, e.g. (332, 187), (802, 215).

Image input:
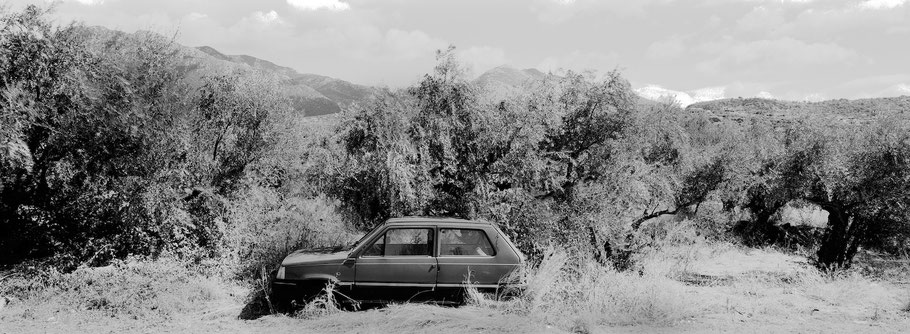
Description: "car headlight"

(276, 266), (286, 280)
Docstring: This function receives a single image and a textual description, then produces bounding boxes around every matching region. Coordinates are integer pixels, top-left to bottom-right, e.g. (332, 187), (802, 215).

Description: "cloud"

(756, 91), (775, 99)
(232, 10), (288, 31)
(761, 3), (909, 43)
(646, 37), (686, 60)
(635, 85), (726, 107)
(697, 37), (857, 75)
(251, 11), (284, 25)
(691, 86), (726, 101)
(185, 12), (208, 21)
(287, 0), (350, 11)
(457, 46), (509, 75)
(803, 93), (827, 102)
(537, 50), (620, 73)
(381, 29), (448, 61)
(863, 82), (910, 97)
(858, 0), (908, 9)
(530, 0), (664, 23)
(737, 6), (785, 32)
(863, 83), (910, 97)
(65, 0), (104, 5)
(837, 74), (910, 90)
(295, 26), (447, 62)
(531, 0), (583, 24)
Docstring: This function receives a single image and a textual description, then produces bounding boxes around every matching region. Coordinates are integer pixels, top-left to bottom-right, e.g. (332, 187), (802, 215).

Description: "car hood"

(281, 246), (350, 266)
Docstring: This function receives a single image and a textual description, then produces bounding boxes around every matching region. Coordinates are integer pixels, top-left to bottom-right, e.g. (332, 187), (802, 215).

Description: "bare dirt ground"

(3, 246), (909, 334)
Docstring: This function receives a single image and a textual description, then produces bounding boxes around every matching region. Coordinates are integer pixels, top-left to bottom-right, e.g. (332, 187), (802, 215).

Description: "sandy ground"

(3, 247), (909, 334)
(3, 301), (907, 334)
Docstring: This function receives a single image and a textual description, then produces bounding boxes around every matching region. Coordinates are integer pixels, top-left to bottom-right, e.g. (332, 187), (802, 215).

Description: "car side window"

(362, 232), (385, 256)
(439, 228), (496, 256)
(362, 228), (433, 257)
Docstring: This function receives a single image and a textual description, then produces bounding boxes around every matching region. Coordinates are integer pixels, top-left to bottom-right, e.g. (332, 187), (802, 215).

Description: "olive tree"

(0, 6), (192, 264)
(740, 118), (910, 269)
(332, 47), (538, 228)
(333, 47), (664, 265)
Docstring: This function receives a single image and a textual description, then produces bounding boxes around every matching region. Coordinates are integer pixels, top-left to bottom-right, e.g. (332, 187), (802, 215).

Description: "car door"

(435, 226), (515, 288)
(354, 227), (438, 295)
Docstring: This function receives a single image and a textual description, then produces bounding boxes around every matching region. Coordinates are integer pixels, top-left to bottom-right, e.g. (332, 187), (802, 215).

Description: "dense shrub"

(0, 7), (352, 278)
(0, 7), (191, 265)
(222, 186), (355, 279)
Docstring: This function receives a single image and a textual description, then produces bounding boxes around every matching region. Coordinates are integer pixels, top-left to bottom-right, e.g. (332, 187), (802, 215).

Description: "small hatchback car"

(272, 217), (525, 304)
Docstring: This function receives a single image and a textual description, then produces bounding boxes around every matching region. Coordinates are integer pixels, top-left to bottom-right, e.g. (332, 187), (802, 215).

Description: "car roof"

(384, 216), (492, 226)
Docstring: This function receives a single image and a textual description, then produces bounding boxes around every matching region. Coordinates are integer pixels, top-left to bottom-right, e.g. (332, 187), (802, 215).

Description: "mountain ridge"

(686, 96), (910, 125)
(193, 45), (375, 116)
(84, 26), (909, 120)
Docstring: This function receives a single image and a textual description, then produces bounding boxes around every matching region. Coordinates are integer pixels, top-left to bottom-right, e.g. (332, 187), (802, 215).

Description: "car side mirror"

(343, 253), (357, 266)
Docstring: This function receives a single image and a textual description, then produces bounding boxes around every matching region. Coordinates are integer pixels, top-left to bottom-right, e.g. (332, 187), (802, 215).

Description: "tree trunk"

(816, 207), (865, 270)
(754, 206), (780, 243)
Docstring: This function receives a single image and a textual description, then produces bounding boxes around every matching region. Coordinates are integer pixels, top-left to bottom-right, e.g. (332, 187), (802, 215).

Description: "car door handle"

(429, 264), (437, 271)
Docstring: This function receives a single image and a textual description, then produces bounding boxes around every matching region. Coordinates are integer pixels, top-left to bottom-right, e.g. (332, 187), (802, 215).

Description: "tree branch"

(631, 207), (682, 231)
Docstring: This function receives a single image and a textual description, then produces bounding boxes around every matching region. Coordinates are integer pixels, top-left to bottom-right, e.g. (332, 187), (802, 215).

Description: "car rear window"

(362, 228), (433, 257)
(439, 228), (496, 256)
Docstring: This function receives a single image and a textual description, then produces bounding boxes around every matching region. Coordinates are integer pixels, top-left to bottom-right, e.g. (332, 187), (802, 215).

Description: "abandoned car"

(272, 217), (525, 305)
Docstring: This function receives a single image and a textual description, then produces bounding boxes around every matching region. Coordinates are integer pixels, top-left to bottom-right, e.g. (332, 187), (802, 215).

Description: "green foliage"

(0, 6), (183, 264)
(331, 48), (647, 260)
(191, 71), (288, 193)
(333, 47), (546, 227)
(0, 6), (335, 273)
(719, 114), (910, 268)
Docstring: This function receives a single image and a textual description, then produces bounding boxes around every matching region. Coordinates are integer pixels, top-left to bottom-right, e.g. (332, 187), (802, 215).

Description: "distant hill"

(81, 27), (377, 117)
(474, 65), (547, 89)
(80, 27), (910, 121)
(193, 46), (375, 116)
(686, 96), (910, 125)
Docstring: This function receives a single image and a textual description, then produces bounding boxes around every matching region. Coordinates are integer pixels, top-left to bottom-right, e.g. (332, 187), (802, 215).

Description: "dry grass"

(467, 249), (695, 330)
(0, 257), (242, 323)
(3, 239), (909, 333)
(294, 281), (363, 319)
(280, 303), (564, 334)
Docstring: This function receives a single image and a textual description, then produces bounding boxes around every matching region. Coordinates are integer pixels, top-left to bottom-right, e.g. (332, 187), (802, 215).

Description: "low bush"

(221, 186), (357, 280)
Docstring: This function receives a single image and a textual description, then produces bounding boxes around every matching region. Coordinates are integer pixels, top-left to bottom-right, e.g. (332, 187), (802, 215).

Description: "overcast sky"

(6, 0), (910, 104)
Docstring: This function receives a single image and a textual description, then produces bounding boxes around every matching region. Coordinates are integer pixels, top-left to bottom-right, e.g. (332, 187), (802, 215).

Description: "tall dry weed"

(470, 249), (694, 329)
